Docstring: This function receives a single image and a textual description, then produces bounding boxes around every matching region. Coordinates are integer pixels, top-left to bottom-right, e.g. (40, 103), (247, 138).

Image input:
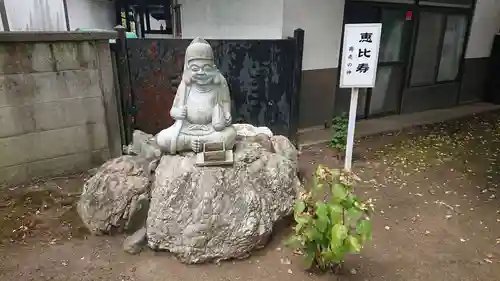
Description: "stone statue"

(156, 37), (237, 154)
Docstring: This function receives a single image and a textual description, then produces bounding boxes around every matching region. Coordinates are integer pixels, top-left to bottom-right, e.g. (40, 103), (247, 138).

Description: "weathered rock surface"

(147, 140), (300, 264)
(77, 156), (152, 235)
(233, 123), (273, 138)
(271, 135), (299, 169)
(123, 130), (162, 161)
(123, 227), (147, 255)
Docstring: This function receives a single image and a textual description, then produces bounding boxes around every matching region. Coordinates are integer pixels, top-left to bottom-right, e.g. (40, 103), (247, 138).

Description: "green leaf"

(305, 226), (323, 242)
(328, 204), (343, 224)
(331, 183), (348, 202)
(345, 235), (362, 253)
(346, 207), (363, 225)
(341, 194), (356, 209)
(295, 215), (311, 232)
(311, 175), (324, 195)
(330, 224), (348, 250)
(303, 243), (317, 269)
(314, 218), (328, 233)
(294, 200), (306, 214)
(284, 235), (303, 249)
(356, 219), (373, 242)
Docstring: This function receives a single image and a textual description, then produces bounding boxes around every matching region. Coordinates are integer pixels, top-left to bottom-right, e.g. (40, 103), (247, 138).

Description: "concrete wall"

(66, 0), (115, 30)
(179, 0), (284, 39)
(0, 32), (120, 187)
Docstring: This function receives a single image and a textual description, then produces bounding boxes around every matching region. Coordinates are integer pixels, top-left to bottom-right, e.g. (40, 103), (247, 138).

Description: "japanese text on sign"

(340, 23), (382, 88)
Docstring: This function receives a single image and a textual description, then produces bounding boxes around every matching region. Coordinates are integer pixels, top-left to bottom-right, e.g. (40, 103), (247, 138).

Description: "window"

(437, 15), (467, 81)
(379, 9), (405, 63)
(410, 12), (468, 86)
(419, 0), (473, 8)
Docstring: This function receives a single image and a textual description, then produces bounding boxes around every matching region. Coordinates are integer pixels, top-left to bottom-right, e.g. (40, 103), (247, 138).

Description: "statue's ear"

(213, 73), (221, 84)
(182, 71), (192, 85)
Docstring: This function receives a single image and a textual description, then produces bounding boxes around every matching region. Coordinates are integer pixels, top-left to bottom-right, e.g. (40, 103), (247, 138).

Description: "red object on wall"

(406, 10), (413, 21)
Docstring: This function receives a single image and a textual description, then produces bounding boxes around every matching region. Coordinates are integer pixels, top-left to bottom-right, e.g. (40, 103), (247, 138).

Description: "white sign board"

(339, 23), (382, 88)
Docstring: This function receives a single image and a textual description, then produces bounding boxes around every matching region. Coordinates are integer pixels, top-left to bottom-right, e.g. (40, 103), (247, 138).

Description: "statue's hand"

(171, 106), (187, 120)
(191, 139), (202, 153)
(225, 115), (232, 127)
(213, 122), (225, 132)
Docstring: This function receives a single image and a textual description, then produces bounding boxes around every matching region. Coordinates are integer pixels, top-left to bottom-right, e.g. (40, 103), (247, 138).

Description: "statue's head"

(183, 37), (221, 86)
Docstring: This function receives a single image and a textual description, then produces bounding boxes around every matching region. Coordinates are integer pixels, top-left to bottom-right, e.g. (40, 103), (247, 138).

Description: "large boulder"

(77, 156), (152, 235)
(271, 135), (299, 169)
(146, 137), (301, 263)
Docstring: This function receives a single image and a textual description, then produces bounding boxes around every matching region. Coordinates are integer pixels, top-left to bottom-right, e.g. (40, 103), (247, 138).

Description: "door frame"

(338, 1), (417, 119)
(404, 3), (477, 106)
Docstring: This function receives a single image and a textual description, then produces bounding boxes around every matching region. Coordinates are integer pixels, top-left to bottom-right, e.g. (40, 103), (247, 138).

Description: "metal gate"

(113, 29), (304, 144)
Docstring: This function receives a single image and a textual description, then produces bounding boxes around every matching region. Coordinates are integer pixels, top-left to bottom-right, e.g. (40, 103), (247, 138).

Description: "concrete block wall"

(0, 31), (120, 187)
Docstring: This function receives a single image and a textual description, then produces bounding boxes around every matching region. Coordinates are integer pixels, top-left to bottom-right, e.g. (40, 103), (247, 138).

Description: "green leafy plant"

(329, 114), (349, 152)
(285, 165), (373, 271)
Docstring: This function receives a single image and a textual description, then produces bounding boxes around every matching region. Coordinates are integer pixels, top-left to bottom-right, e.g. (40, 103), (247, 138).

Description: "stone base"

(147, 135), (300, 263)
(77, 124), (301, 263)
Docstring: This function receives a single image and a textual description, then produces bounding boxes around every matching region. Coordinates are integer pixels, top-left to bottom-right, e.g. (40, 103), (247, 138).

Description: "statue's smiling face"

(188, 59), (217, 85)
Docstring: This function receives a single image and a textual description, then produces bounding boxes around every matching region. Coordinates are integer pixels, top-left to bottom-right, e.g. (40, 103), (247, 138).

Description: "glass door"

(368, 8), (412, 117)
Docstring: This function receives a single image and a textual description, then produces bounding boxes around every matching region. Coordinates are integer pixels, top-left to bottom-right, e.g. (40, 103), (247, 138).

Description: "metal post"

(62, 0), (70, 31)
(344, 87), (359, 172)
(114, 25), (133, 144)
(289, 28), (305, 145)
(171, 0), (178, 38)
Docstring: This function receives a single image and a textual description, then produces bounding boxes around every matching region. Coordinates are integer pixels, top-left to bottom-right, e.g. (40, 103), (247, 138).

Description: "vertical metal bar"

(62, 0), (70, 31)
(172, 0), (178, 38)
(115, 25), (134, 144)
(0, 0), (10, 31)
(434, 13), (448, 83)
(290, 28), (305, 144)
(115, 0), (121, 26)
(164, 0), (171, 35)
(145, 7), (151, 32)
(138, 5), (146, 38)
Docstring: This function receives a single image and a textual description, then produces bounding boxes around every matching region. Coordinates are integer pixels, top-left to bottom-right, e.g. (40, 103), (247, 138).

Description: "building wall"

(466, 0), (500, 59)
(282, 0), (345, 128)
(4, 0), (66, 31)
(460, 0), (500, 103)
(179, 0), (284, 39)
(0, 33), (120, 187)
(66, 0), (115, 30)
(282, 0), (344, 70)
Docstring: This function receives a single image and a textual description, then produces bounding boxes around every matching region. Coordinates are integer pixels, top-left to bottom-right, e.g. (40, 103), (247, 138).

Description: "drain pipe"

(171, 0), (178, 38)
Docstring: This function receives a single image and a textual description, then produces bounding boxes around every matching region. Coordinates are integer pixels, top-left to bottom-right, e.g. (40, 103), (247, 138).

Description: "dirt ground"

(2, 112), (500, 281)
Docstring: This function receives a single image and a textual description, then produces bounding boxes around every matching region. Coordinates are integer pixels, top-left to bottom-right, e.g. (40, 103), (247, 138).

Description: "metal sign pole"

(344, 87), (359, 172)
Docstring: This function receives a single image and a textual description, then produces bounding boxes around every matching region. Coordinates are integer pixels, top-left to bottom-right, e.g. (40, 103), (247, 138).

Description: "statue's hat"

(185, 37), (214, 64)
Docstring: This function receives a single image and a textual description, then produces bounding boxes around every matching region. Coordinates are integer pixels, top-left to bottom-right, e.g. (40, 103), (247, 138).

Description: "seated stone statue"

(156, 37), (237, 154)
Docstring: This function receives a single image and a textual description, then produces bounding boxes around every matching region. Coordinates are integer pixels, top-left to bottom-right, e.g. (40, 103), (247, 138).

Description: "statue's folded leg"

(156, 127), (177, 154)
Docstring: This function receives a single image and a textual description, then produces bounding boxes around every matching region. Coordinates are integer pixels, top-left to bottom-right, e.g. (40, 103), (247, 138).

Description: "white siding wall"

(66, 0), (115, 30)
(4, 0), (66, 31)
(282, 0), (345, 70)
(179, 0), (284, 39)
(465, 0), (500, 58)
